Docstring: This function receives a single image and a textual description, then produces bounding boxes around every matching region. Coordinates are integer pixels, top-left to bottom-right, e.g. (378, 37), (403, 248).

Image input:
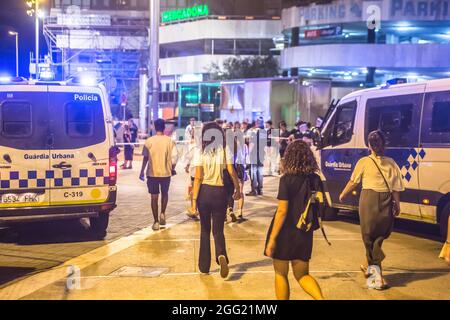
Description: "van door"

(364, 91), (424, 220)
(418, 89), (450, 223)
(320, 97), (359, 208)
(47, 87), (110, 207)
(0, 87), (51, 208)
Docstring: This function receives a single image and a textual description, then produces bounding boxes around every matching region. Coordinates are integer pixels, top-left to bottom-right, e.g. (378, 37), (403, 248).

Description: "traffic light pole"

(148, 0), (160, 132)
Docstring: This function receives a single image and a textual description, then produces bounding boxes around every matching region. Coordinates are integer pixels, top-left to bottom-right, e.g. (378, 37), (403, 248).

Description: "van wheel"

(322, 207), (339, 221)
(439, 202), (449, 241)
(90, 212), (110, 239)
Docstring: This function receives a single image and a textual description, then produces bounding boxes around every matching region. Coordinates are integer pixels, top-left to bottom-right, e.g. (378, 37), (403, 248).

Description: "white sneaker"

(152, 222), (160, 231)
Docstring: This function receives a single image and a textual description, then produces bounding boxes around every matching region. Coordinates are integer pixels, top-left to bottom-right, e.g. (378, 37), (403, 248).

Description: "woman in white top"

(191, 122), (241, 278)
(340, 130), (404, 290)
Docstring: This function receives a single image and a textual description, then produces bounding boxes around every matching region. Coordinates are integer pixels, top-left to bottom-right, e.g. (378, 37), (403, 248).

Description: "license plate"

(0, 193), (40, 204)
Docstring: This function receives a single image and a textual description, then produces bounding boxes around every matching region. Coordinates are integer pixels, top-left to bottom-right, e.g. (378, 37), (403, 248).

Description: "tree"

(208, 56), (279, 80)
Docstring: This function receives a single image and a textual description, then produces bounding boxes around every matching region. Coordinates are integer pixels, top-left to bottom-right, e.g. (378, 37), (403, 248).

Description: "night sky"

(0, 0), (49, 78)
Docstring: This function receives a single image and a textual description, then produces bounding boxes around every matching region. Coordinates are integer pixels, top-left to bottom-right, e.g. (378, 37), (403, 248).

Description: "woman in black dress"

(264, 140), (324, 300)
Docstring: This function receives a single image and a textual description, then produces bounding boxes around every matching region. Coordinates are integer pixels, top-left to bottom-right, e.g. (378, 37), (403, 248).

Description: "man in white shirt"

(185, 117), (196, 141)
(140, 119), (179, 231)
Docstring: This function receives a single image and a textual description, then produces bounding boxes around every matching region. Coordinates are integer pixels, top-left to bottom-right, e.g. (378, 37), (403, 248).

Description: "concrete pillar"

(139, 67), (148, 133)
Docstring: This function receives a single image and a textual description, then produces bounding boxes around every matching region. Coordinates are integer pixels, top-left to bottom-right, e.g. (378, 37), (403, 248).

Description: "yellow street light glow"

(422, 198), (430, 205)
(352, 191), (358, 196)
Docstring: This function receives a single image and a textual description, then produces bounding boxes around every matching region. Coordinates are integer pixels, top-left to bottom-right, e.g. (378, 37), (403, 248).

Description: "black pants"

(197, 184), (228, 273)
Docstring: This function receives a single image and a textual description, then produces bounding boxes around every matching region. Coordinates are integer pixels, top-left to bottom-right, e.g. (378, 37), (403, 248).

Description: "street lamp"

(25, 0), (42, 79)
(8, 31), (19, 77)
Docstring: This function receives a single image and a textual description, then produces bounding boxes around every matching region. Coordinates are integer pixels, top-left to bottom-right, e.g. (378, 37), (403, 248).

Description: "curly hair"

(282, 140), (319, 175)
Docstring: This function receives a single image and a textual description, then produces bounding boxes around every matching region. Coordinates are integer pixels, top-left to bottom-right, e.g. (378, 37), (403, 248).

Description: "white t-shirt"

(193, 146), (233, 186)
(351, 155), (405, 192)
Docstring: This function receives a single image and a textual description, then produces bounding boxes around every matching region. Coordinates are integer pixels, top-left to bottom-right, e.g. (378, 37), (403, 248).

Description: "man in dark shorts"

(140, 119), (179, 231)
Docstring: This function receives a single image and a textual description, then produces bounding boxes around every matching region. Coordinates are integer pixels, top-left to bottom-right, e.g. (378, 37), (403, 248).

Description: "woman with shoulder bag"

(191, 122), (241, 278)
(264, 140), (325, 300)
(340, 130), (404, 290)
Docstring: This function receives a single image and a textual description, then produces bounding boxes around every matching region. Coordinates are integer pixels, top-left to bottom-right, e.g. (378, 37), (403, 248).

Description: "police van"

(314, 78), (450, 239)
(0, 78), (118, 237)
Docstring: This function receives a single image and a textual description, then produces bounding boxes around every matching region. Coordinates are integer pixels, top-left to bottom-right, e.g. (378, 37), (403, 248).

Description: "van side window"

(66, 103), (94, 137)
(422, 91), (450, 145)
(1, 102), (32, 137)
(365, 94), (421, 147)
(331, 100), (357, 146)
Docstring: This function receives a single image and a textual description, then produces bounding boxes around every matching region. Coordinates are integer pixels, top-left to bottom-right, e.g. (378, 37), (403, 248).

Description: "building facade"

(280, 0), (450, 87)
(44, 0), (282, 122)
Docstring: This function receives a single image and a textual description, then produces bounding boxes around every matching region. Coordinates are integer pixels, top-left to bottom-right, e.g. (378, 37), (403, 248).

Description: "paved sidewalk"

(0, 162), (448, 300)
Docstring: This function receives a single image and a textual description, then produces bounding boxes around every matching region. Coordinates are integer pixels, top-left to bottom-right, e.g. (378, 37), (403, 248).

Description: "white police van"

(0, 78), (118, 237)
(314, 78), (450, 239)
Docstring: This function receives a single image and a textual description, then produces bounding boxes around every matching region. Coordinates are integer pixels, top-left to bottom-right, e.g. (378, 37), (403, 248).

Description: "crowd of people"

(137, 117), (450, 299)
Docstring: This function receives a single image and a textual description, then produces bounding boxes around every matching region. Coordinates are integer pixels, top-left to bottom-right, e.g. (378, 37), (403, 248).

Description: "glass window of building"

(214, 39), (235, 55)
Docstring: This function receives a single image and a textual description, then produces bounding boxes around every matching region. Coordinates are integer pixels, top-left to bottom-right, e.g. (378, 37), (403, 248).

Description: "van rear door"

(0, 86), (51, 208)
(47, 86), (110, 206)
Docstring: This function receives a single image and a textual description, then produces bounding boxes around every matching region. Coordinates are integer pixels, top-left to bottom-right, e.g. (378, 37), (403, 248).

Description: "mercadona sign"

(161, 4), (209, 23)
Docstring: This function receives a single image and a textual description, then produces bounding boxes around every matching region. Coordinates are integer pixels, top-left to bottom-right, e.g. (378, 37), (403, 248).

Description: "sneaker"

(257, 190), (263, 196)
(152, 222), (160, 231)
(246, 191), (257, 196)
(218, 255), (229, 279)
(160, 214), (166, 226)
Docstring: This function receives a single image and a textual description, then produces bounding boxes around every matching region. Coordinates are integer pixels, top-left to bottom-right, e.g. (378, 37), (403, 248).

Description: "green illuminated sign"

(161, 4), (209, 23)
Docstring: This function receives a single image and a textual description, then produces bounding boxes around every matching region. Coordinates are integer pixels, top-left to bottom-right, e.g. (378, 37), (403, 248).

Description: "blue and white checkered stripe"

(399, 148), (426, 182)
(0, 168), (109, 189)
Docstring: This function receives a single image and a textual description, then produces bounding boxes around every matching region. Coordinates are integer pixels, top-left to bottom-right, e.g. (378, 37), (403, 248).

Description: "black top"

(264, 173), (324, 261)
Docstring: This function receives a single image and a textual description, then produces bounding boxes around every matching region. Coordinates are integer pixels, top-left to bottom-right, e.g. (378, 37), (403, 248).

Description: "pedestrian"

(121, 124), (133, 169)
(439, 217), (450, 265)
(264, 140), (324, 300)
(183, 127), (200, 218)
(191, 121), (241, 278)
(278, 120), (290, 159)
(226, 121), (248, 222)
(291, 121), (309, 141)
(140, 119), (179, 231)
(241, 121), (249, 134)
(339, 130), (404, 290)
(128, 118), (138, 144)
(246, 119), (265, 196)
(264, 120), (278, 176)
(185, 117), (196, 141)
